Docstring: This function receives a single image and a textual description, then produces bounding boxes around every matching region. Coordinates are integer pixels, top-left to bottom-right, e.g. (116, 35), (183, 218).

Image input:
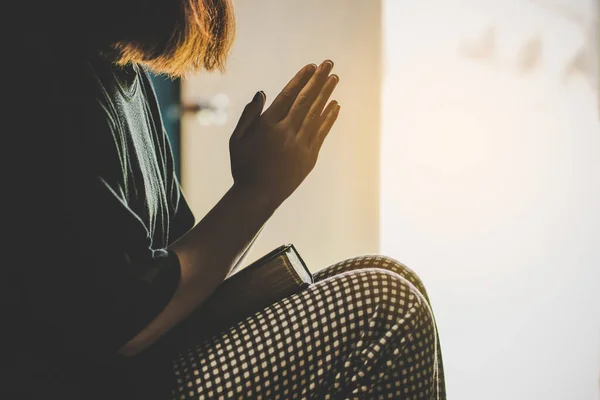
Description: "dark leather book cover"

(163, 244), (313, 350)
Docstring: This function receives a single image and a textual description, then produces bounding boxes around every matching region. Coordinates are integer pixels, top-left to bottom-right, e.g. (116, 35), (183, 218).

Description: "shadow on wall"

(458, 0), (598, 90)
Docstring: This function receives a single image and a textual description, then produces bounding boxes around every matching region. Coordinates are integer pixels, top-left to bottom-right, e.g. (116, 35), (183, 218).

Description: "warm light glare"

(381, 1), (600, 399)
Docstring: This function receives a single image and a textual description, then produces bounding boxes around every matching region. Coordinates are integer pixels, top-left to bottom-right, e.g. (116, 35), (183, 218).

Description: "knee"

(358, 255), (430, 303)
(317, 254), (432, 305)
(345, 269), (433, 326)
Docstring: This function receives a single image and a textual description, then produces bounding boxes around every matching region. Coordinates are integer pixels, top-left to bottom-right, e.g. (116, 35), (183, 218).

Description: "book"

(163, 244), (313, 349)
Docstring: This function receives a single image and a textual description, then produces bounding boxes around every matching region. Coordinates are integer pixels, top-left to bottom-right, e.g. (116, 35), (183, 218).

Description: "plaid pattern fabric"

(171, 255), (446, 399)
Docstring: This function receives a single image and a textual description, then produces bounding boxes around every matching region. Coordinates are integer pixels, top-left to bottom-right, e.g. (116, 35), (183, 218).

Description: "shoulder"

(31, 54), (126, 184)
(40, 54), (119, 135)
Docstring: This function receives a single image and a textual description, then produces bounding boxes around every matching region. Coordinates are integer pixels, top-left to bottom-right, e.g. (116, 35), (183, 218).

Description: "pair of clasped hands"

(229, 60), (340, 209)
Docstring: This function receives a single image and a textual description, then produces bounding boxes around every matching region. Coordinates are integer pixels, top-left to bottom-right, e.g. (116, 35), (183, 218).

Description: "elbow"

(118, 337), (146, 357)
(117, 305), (177, 357)
(118, 325), (162, 357)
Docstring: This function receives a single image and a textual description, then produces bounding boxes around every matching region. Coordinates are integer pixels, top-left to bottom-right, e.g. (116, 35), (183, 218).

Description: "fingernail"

(253, 91), (261, 102)
(330, 74), (339, 83)
(306, 64), (317, 74)
(323, 59), (334, 68)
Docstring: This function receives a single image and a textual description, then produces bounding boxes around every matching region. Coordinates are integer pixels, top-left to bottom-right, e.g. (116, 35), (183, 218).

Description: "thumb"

(232, 91), (265, 140)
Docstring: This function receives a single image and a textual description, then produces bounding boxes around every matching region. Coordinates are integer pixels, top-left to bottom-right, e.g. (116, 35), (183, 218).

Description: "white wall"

(381, 0), (600, 398)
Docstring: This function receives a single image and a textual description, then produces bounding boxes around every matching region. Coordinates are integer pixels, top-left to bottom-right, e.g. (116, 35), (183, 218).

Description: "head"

(113, 0), (236, 77)
(46, 0), (236, 77)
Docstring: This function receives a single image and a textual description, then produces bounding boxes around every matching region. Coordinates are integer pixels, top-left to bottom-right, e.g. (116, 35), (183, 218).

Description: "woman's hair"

(41, 0), (235, 77)
(111, 0), (236, 77)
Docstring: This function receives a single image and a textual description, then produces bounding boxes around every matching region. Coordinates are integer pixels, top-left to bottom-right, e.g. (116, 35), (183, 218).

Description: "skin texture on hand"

(229, 60), (341, 208)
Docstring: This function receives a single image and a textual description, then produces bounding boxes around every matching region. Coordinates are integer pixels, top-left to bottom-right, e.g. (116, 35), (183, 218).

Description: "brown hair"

(109, 0), (236, 77)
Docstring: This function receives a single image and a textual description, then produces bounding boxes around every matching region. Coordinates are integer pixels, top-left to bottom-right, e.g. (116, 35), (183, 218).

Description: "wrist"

(230, 183), (281, 214)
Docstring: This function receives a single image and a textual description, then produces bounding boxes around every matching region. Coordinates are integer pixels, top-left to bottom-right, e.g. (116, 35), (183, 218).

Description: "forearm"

(228, 224), (265, 277)
(119, 184), (278, 356)
(119, 58), (339, 356)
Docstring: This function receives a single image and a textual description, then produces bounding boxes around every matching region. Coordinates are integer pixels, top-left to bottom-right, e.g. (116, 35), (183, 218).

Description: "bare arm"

(118, 184), (276, 356)
(119, 59), (340, 356)
(228, 223), (265, 277)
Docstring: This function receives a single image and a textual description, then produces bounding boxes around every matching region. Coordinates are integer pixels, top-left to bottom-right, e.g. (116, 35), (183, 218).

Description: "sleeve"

(141, 66), (195, 245)
(66, 174), (182, 353)
(25, 90), (184, 362)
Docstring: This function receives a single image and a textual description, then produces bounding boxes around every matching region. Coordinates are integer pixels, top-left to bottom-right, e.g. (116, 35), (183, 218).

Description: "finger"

(231, 91), (266, 140)
(284, 60), (334, 130)
(311, 101), (340, 150)
(297, 74), (339, 143)
(262, 63), (317, 123)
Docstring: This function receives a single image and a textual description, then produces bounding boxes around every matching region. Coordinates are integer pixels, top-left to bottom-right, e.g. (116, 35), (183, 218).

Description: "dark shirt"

(12, 53), (195, 399)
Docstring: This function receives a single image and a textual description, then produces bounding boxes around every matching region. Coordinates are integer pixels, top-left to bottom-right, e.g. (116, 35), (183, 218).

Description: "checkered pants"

(171, 255), (446, 399)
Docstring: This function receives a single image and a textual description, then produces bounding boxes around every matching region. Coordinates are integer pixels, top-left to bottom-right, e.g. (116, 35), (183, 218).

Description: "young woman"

(18, 0), (447, 398)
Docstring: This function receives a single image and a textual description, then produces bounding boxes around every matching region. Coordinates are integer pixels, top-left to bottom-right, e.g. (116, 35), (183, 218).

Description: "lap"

(170, 257), (442, 399)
